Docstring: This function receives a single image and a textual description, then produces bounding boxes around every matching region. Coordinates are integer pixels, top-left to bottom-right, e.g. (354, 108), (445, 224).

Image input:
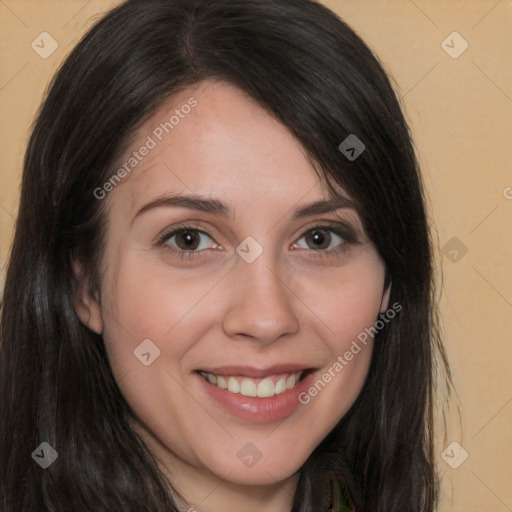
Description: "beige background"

(1, 1), (511, 510)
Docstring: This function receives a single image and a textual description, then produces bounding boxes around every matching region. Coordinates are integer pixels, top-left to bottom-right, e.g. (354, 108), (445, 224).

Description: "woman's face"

(77, 79), (388, 500)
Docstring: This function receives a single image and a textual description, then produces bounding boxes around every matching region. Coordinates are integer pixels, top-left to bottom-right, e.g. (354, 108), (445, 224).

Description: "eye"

(295, 227), (344, 251)
(161, 228), (216, 251)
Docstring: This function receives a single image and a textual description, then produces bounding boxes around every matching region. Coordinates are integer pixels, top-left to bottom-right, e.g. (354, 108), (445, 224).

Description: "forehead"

(108, 79), (347, 222)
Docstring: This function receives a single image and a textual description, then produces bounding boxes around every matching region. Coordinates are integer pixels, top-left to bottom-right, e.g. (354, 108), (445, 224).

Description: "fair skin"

(75, 79), (389, 512)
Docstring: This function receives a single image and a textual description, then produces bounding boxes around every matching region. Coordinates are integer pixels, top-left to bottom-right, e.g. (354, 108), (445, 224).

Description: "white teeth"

(240, 379), (257, 397)
(227, 376), (240, 393)
(275, 377), (287, 394)
(200, 371), (304, 398)
(257, 378), (275, 398)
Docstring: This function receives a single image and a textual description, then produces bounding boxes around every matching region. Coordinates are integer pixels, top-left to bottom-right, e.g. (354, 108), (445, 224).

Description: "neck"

(172, 466), (300, 512)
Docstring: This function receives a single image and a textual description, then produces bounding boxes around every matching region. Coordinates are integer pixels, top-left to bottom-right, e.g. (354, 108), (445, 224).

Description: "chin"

(201, 442), (310, 486)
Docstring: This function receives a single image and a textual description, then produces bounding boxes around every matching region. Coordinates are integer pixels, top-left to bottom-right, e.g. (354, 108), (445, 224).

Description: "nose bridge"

(221, 244), (300, 343)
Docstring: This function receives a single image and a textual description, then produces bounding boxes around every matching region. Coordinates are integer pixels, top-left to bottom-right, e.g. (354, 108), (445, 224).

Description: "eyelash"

(155, 223), (360, 262)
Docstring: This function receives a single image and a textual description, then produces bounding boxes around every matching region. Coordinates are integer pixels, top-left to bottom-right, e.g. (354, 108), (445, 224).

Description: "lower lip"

(195, 371), (316, 423)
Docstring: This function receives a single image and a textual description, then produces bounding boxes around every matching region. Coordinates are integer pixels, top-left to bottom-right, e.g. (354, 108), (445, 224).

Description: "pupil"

(308, 229), (330, 249)
(178, 230), (199, 250)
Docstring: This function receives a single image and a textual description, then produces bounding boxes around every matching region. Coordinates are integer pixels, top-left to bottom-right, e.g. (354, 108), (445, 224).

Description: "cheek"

(294, 249), (387, 344)
(100, 249), (222, 356)
(289, 252), (385, 424)
(97, 252), (221, 466)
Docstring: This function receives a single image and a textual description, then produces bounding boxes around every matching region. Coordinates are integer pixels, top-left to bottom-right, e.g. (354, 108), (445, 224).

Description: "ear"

(379, 277), (391, 313)
(72, 261), (104, 335)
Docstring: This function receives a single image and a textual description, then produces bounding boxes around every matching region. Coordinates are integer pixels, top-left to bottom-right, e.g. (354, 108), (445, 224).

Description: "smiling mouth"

(197, 370), (309, 398)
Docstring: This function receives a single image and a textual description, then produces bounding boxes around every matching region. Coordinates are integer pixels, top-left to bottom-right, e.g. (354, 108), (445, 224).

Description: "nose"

(221, 253), (300, 345)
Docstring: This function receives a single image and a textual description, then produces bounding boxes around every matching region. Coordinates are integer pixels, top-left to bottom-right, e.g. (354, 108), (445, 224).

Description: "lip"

(194, 367), (317, 424)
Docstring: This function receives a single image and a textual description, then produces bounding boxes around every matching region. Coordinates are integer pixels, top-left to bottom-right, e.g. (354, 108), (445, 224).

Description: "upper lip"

(196, 364), (315, 378)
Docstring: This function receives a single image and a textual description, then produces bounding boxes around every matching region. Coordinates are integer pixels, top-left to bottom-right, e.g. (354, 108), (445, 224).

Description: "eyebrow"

(132, 193), (357, 223)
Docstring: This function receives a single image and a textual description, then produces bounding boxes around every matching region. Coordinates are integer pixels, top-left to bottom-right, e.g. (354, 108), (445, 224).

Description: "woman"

(0, 0), (452, 510)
